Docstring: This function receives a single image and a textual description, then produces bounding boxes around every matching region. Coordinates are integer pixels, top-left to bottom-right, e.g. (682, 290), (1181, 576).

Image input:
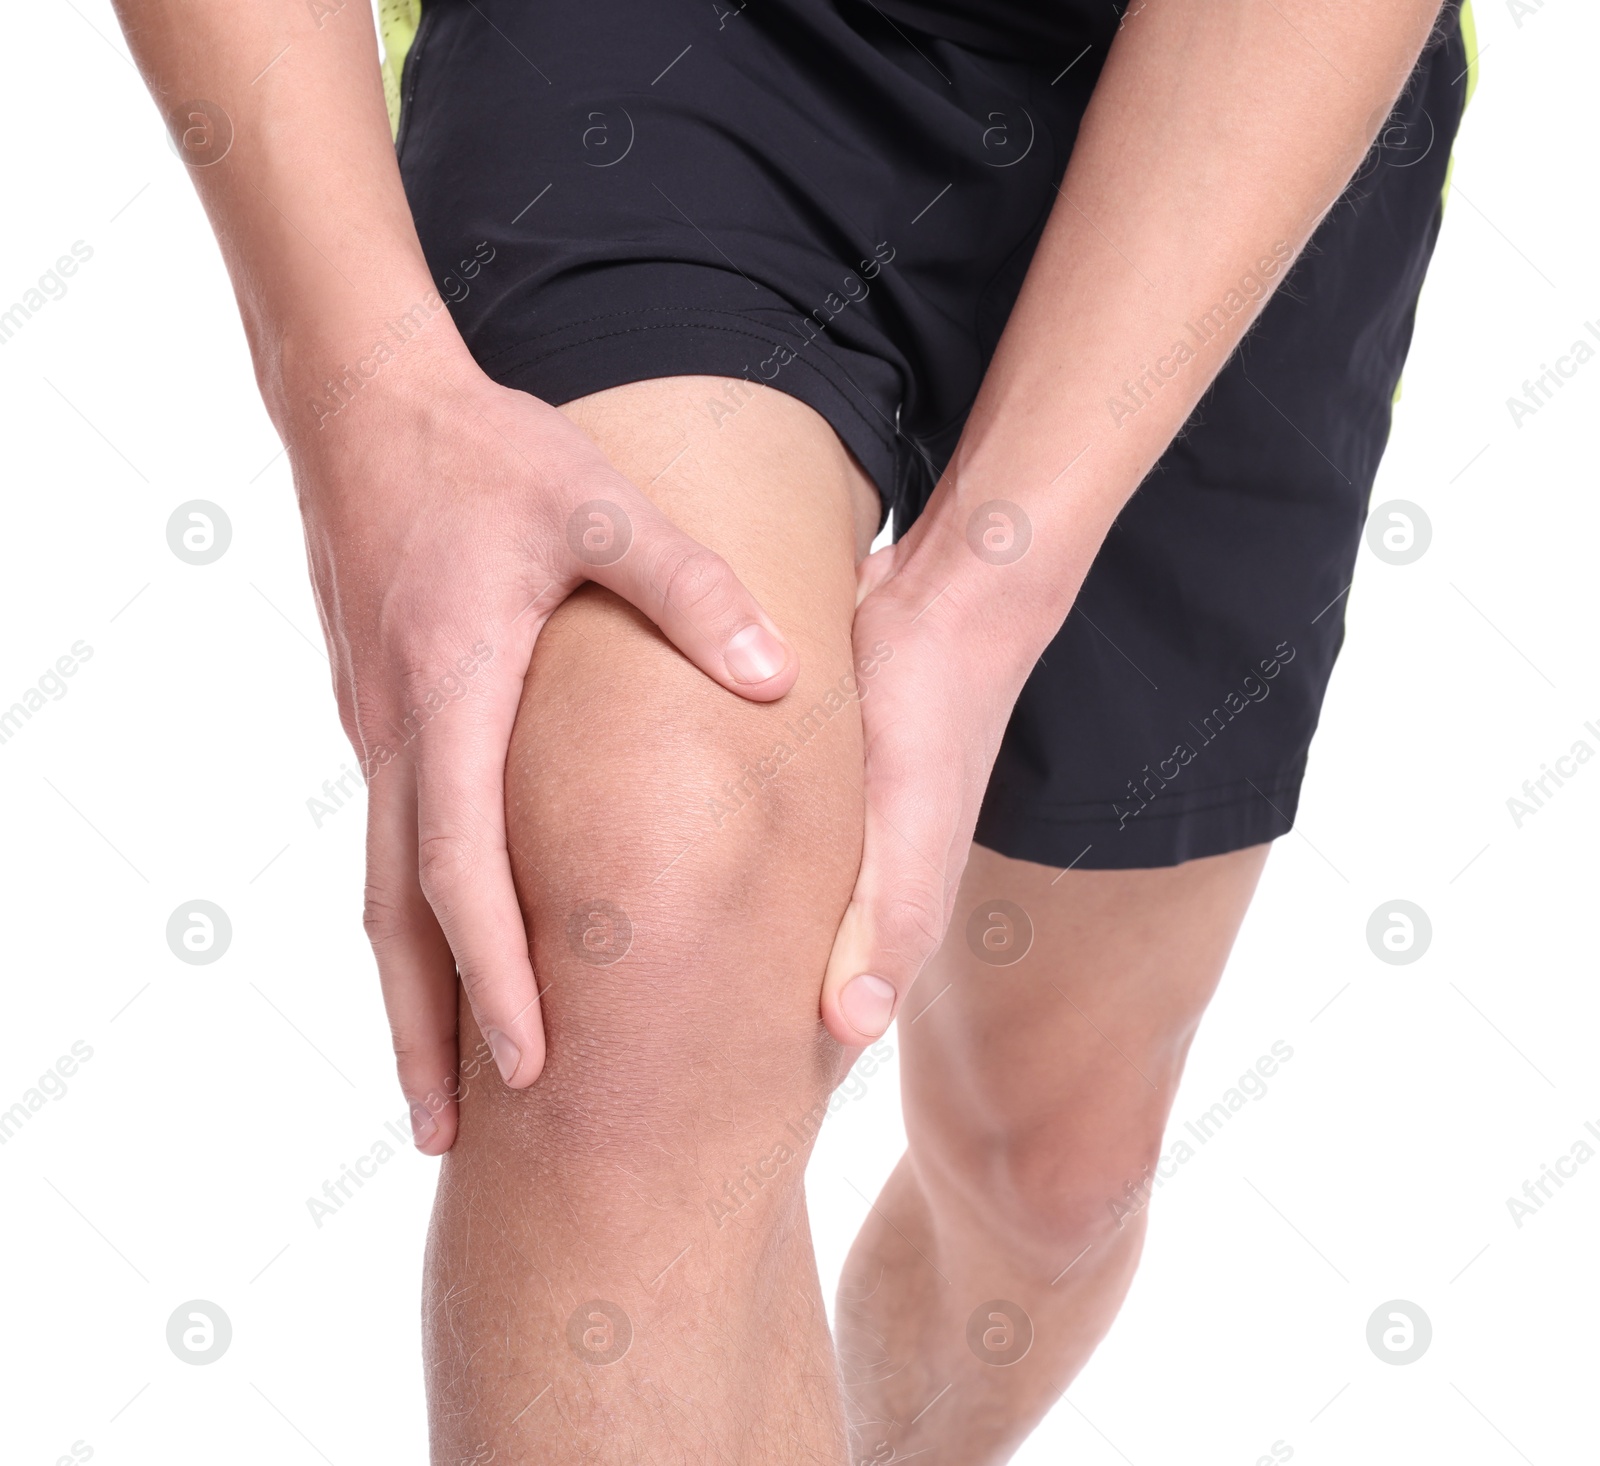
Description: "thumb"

(854, 540), (900, 608)
(571, 487), (798, 702)
(820, 788), (953, 1046)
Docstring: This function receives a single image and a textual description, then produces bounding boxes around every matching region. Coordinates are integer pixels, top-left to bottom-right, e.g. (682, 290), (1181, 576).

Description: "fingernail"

(839, 974), (896, 1040)
(487, 1028), (521, 1084)
(410, 1103), (438, 1147)
(723, 624), (786, 684)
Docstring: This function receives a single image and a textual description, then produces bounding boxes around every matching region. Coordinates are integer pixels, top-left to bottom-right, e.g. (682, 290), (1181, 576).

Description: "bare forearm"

(112, 0), (464, 430)
(905, 0), (1447, 668)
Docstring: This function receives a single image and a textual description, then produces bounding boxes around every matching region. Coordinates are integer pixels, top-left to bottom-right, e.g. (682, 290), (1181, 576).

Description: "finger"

(572, 488), (800, 702)
(854, 542), (899, 608)
(362, 755), (462, 1154)
(819, 755), (954, 1046)
(409, 666), (546, 1090)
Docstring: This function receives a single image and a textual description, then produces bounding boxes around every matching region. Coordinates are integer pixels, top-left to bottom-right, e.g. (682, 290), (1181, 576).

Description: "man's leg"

(837, 840), (1271, 1465)
(423, 376), (879, 1465)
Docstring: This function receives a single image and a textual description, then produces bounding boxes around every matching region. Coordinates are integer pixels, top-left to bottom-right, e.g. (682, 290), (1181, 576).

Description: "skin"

(837, 841), (1271, 1465)
(425, 375), (878, 1464)
(420, 381), (1268, 1463)
(110, 0), (1450, 1459)
(112, 0), (800, 1154)
(110, 0), (1447, 1093)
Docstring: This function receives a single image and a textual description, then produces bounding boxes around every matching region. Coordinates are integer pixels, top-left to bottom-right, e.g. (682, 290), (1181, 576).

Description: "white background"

(2, 1), (1595, 1462)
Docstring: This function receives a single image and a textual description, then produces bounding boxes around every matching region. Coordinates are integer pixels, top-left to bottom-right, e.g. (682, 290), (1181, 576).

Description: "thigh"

(902, 839), (1271, 1217)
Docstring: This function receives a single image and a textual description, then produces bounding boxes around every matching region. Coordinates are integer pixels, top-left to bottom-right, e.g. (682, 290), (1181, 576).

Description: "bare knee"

(454, 578), (866, 1214)
(897, 845), (1271, 1270)
(1000, 1117), (1164, 1259)
(917, 1092), (1169, 1269)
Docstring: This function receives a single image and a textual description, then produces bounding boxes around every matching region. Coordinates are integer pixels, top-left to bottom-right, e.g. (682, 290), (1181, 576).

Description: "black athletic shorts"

(393, 0), (1472, 869)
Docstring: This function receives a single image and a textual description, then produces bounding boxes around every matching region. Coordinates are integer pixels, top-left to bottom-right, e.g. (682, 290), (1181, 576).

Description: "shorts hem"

(475, 307), (899, 523)
(973, 772), (1304, 871)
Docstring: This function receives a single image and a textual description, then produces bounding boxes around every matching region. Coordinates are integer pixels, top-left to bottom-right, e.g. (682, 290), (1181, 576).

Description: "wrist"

(893, 463), (1108, 688)
(255, 285), (478, 445)
(886, 510), (1083, 695)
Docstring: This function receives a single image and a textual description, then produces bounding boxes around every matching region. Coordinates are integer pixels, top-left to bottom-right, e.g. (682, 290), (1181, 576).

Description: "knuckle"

(389, 1030), (453, 1075)
(877, 886), (946, 972)
(449, 960), (510, 1024)
(394, 649), (466, 705)
(415, 832), (477, 906)
(655, 543), (740, 628)
(361, 884), (409, 950)
(388, 1031), (426, 1064)
(383, 611), (489, 685)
